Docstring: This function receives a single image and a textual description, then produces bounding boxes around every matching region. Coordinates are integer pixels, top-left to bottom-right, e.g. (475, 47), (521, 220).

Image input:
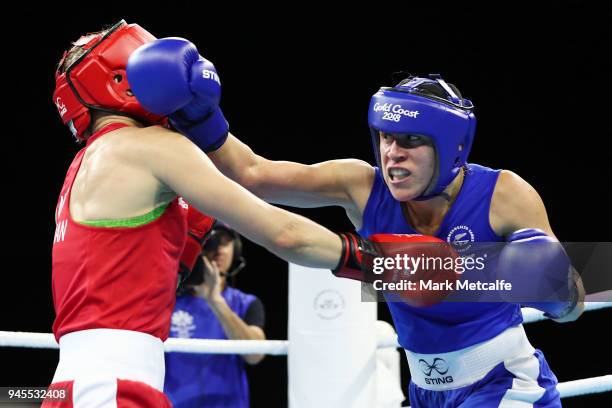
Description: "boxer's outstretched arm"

(136, 126), (342, 269)
(128, 39), (372, 212)
(209, 133), (374, 210)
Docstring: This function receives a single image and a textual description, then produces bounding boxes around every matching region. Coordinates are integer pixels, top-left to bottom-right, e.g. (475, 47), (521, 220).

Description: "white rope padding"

(0, 332), (289, 355)
(557, 375), (612, 398)
(522, 299), (611, 324)
(1, 302), (609, 354)
(164, 338), (289, 355)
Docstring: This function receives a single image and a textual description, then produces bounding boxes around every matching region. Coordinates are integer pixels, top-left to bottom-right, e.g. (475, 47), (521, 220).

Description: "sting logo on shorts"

(419, 357), (455, 385)
(419, 358), (449, 376)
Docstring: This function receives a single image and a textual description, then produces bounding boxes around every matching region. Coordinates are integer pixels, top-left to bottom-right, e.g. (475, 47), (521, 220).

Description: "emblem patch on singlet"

(447, 225), (475, 253)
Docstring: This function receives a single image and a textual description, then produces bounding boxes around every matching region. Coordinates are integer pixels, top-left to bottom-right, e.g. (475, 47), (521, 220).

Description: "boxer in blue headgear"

(130, 61), (585, 407)
(368, 74), (476, 200)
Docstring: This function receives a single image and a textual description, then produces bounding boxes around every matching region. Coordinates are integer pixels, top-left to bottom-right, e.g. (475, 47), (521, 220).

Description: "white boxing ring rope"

(1, 301), (610, 399)
(3, 302), (609, 353)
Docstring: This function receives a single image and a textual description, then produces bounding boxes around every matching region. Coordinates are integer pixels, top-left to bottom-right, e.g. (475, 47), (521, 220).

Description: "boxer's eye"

(380, 133), (394, 144)
(396, 135), (427, 148)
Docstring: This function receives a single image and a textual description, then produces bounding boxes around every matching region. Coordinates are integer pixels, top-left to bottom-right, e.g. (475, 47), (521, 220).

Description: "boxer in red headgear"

(53, 20), (166, 140)
(45, 20), (374, 407)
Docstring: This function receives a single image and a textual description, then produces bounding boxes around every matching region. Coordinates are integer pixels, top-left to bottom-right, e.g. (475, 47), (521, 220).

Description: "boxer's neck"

(402, 169), (465, 235)
(91, 113), (143, 134)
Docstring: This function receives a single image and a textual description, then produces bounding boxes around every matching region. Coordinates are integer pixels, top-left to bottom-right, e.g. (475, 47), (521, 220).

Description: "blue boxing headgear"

(368, 74), (476, 199)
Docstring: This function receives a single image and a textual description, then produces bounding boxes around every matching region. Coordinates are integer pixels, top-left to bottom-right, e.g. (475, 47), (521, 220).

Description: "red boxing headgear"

(53, 20), (165, 140)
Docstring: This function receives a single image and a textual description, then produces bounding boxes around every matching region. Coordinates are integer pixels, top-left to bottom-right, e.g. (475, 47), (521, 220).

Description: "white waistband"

(52, 329), (165, 392)
(405, 325), (535, 391)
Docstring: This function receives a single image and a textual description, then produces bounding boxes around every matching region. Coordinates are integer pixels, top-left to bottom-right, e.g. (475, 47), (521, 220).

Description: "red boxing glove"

(178, 205), (216, 284)
(333, 233), (379, 282)
(333, 233), (460, 307)
(371, 234), (460, 307)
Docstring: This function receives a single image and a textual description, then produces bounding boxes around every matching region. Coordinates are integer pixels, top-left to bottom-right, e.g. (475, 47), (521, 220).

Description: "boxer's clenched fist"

(127, 38), (229, 151)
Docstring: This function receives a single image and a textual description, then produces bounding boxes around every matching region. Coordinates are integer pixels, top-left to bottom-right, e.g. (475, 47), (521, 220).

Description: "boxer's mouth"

(388, 167), (411, 182)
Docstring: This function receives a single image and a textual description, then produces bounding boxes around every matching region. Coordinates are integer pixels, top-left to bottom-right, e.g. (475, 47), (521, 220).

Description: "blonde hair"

(57, 27), (112, 74)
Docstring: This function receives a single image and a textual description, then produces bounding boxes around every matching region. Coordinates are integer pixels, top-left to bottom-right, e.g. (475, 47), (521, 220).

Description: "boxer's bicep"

(248, 159), (372, 208)
(490, 170), (557, 239)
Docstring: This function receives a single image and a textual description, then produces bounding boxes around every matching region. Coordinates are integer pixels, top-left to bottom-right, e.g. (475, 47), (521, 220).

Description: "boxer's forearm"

(271, 214), (343, 269)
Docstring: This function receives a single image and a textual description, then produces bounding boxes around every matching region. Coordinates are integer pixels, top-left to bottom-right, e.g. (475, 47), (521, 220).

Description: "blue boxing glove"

(498, 228), (580, 319)
(127, 38), (229, 151)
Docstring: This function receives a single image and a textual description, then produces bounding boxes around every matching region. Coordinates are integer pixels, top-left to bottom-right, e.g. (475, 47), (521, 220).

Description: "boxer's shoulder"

(317, 159), (374, 230)
(336, 159), (375, 188)
(75, 124), (181, 208)
(489, 170), (553, 237)
(105, 125), (191, 165)
(336, 159), (375, 212)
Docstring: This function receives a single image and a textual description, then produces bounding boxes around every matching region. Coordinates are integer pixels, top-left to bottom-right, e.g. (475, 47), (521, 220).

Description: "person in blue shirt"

(165, 224), (266, 408)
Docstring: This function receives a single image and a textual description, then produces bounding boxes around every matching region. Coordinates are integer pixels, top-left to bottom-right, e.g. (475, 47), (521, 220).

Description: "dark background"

(1, 2), (610, 407)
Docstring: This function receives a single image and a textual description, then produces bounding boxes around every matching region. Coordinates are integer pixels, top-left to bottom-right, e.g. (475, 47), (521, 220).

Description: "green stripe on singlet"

(78, 202), (170, 228)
